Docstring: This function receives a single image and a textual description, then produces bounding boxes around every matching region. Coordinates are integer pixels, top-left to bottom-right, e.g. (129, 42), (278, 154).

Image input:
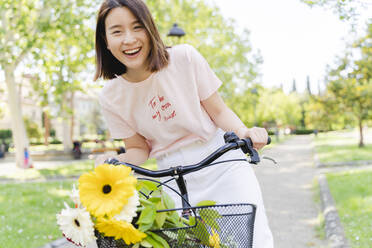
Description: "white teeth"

(123, 48), (140, 55)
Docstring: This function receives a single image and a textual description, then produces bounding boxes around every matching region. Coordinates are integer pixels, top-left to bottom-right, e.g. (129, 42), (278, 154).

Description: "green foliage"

(145, 0), (261, 97)
(305, 94), (353, 130)
(27, 0), (98, 120)
(0, 129), (12, 140)
(300, 0), (367, 23)
(324, 22), (372, 145)
(229, 87), (302, 128)
(293, 129), (315, 135)
(23, 117), (42, 140)
(305, 21), (371, 144)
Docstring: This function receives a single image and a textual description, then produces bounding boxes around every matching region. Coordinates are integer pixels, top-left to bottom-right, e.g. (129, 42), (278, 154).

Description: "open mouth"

(123, 47), (141, 56)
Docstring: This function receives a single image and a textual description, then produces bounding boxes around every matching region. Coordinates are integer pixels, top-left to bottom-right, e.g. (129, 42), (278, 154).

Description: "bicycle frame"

(106, 132), (270, 215)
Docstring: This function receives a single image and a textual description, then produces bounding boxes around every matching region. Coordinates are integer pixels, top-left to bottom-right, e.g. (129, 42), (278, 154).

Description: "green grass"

(314, 130), (372, 163)
(312, 179), (326, 240)
(327, 170), (372, 247)
(0, 180), (75, 248)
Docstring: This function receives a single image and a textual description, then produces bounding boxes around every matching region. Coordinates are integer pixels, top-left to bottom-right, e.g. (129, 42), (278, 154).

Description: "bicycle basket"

(95, 203), (256, 248)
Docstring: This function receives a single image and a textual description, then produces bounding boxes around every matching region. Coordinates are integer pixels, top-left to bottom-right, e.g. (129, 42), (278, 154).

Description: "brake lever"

(262, 156), (278, 165)
(223, 131), (261, 164)
(243, 139), (260, 164)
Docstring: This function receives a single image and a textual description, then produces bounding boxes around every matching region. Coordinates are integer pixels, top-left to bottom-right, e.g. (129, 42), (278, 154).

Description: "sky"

(211, 0), (371, 93)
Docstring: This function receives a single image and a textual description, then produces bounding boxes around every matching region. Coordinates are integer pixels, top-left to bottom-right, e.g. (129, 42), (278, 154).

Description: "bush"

(0, 129), (12, 140)
(30, 141), (44, 145)
(50, 129), (56, 138)
(293, 129), (314, 135)
(50, 139), (62, 144)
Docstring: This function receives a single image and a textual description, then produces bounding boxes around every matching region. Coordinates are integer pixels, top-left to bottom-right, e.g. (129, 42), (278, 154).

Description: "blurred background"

(0, 0), (371, 247)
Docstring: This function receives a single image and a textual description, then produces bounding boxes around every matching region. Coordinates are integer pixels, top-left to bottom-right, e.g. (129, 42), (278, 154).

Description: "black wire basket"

(95, 203), (256, 248)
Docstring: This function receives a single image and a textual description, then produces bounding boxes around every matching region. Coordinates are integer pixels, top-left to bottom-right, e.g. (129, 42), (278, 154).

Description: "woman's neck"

(122, 68), (152, 83)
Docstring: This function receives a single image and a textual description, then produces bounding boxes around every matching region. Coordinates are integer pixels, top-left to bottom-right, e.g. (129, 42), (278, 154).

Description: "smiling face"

(105, 7), (151, 77)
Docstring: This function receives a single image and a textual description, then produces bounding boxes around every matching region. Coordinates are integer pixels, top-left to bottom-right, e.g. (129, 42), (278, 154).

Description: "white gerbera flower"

(56, 203), (96, 247)
(71, 184), (81, 207)
(114, 190), (140, 223)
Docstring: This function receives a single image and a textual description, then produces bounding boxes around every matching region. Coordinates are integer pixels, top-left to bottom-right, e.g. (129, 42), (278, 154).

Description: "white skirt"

(156, 129), (274, 248)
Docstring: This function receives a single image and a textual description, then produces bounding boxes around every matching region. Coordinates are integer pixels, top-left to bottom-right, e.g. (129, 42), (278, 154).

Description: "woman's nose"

(122, 31), (136, 45)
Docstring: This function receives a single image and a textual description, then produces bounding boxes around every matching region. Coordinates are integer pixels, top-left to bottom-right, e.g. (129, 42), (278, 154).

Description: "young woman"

(94, 0), (273, 247)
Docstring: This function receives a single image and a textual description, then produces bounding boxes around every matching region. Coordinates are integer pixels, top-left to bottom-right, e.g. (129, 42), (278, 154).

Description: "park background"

(0, 0), (371, 247)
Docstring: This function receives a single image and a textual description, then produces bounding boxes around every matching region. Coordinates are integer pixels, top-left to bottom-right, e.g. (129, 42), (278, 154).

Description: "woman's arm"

(95, 133), (150, 166)
(201, 92), (268, 150)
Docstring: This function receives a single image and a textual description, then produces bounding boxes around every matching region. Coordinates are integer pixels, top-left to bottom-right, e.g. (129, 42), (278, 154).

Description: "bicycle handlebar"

(106, 132), (271, 178)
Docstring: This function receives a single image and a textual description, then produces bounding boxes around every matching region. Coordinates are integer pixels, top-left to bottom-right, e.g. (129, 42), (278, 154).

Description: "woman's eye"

(112, 30), (120, 34)
(134, 25), (143, 30)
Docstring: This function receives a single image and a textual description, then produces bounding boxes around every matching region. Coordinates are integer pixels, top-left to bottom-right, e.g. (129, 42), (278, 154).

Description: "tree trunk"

(43, 111), (50, 146)
(61, 93), (72, 153)
(358, 117), (364, 147)
(62, 116), (72, 153)
(4, 67), (30, 168)
(70, 91), (75, 142)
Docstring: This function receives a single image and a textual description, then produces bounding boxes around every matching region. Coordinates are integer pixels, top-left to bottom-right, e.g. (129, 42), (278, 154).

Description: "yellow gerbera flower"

(96, 218), (146, 245)
(78, 164), (137, 217)
(209, 229), (220, 248)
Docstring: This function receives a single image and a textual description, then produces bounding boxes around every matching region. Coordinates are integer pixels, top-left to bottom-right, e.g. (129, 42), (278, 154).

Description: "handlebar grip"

(267, 136), (271, 145)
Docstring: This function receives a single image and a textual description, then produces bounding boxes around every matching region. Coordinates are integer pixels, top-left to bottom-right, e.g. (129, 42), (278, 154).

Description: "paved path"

(255, 135), (328, 248)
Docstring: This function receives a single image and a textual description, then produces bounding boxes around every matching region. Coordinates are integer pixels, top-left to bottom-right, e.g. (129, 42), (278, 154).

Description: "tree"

(24, 117), (42, 141)
(29, 0), (96, 152)
(305, 93), (352, 130)
(301, 0), (369, 22)
(249, 87), (302, 128)
(325, 22), (372, 146)
(1, 0), (99, 166)
(306, 75), (312, 95)
(291, 79), (297, 93)
(1, 0), (53, 167)
(146, 0), (262, 97)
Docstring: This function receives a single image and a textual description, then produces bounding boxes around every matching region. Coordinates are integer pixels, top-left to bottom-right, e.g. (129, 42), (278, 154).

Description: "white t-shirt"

(99, 44), (222, 158)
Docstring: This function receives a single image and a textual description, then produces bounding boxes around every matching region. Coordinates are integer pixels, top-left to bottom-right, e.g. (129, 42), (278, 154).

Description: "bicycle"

(96, 131), (273, 248)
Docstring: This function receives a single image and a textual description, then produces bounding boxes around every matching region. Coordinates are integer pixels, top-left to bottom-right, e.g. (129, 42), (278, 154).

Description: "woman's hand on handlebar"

(238, 126), (268, 150)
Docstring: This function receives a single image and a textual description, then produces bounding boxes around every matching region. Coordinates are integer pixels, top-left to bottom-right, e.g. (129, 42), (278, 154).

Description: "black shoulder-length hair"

(94, 0), (169, 81)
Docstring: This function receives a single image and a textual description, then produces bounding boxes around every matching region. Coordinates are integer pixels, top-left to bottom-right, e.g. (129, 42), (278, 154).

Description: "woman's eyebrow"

(108, 24), (122, 30)
(108, 20), (140, 30)
(132, 20), (141, 25)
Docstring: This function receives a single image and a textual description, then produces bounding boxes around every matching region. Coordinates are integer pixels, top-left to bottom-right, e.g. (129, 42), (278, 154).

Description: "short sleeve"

(186, 45), (222, 100)
(99, 98), (136, 139)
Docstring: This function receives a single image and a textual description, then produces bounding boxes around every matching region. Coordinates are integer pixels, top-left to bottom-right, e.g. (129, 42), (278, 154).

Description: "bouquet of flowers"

(56, 163), (228, 248)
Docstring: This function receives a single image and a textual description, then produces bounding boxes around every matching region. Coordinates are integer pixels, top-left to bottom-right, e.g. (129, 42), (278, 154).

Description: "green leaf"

(196, 200), (216, 207)
(137, 180), (159, 191)
(166, 210), (182, 227)
(162, 191), (175, 209)
(140, 239), (153, 248)
(176, 229), (186, 246)
(143, 235), (162, 248)
(155, 201), (167, 228)
(148, 232), (170, 248)
(199, 209), (222, 232)
(149, 196), (161, 204)
(137, 206), (156, 232)
(188, 216), (210, 245)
